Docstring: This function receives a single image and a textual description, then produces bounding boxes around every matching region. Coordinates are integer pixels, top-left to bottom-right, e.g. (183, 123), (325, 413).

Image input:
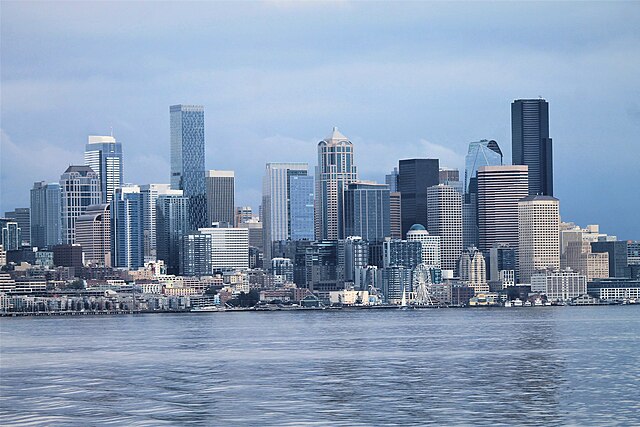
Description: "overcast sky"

(1, 1), (639, 239)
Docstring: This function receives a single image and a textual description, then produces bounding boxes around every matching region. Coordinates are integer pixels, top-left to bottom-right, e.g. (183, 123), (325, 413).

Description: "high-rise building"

(628, 241), (640, 266)
(0, 220), (21, 251)
(565, 241), (609, 281)
(4, 208), (30, 246)
(206, 170), (235, 227)
(459, 247), (488, 294)
(262, 163), (310, 263)
(383, 239), (422, 269)
(591, 240), (628, 278)
(181, 232), (212, 276)
(235, 206), (254, 227)
(75, 204), (110, 266)
(511, 99), (553, 196)
(170, 104), (207, 230)
(271, 257), (294, 283)
(517, 195), (560, 283)
(111, 185), (144, 270)
(385, 167), (399, 192)
(406, 224), (441, 269)
(238, 218), (263, 251)
(30, 182), (62, 249)
(439, 167), (463, 194)
(84, 135), (123, 203)
(488, 243), (516, 283)
(140, 184), (183, 260)
(315, 128), (357, 241)
(389, 192), (402, 240)
(156, 194), (189, 275)
(464, 140), (503, 194)
(289, 175), (314, 241)
(426, 184), (463, 272)
(477, 166), (529, 258)
(342, 236), (369, 284)
(199, 226), (249, 271)
(398, 158), (439, 236)
(344, 181), (390, 242)
(462, 177), (479, 249)
(60, 166), (101, 244)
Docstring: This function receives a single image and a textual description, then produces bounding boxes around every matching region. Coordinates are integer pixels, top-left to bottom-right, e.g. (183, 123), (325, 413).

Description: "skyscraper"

(464, 139), (503, 194)
(344, 181), (390, 242)
(60, 166), (101, 244)
(262, 162), (310, 263)
(512, 99), (553, 196)
(591, 240), (628, 278)
(426, 184), (463, 272)
(517, 195), (560, 283)
(0, 220), (21, 251)
(84, 135), (123, 203)
(477, 166), (529, 258)
(30, 182), (62, 249)
(406, 224), (441, 269)
(111, 185), (144, 270)
(459, 247), (488, 294)
(398, 158), (439, 237)
(156, 193), (189, 274)
(389, 192), (402, 240)
(140, 184), (183, 260)
(315, 127), (357, 241)
(289, 175), (315, 241)
(4, 208), (30, 246)
(206, 170), (235, 227)
(385, 167), (399, 192)
(75, 204), (110, 266)
(170, 104), (206, 230)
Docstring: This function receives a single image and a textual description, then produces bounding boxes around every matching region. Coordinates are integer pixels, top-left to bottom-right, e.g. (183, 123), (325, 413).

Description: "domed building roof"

(409, 224), (427, 231)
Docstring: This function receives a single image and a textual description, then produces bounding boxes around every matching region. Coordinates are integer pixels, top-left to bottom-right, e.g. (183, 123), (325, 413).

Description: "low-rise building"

(531, 270), (586, 302)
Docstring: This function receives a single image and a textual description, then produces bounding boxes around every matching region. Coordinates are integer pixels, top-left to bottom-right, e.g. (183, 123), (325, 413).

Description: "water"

(1, 306), (639, 426)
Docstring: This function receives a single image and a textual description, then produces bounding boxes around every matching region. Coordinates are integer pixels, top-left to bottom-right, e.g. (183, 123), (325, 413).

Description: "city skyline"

(1, 2), (639, 240)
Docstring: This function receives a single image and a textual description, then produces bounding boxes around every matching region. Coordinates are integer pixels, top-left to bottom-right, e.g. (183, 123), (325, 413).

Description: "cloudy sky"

(1, 1), (639, 238)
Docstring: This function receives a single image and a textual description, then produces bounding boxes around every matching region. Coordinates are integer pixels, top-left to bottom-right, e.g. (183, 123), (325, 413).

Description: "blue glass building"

(84, 136), (123, 204)
(289, 174), (314, 241)
(156, 194), (189, 275)
(111, 187), (144, 270)
(170, 104), (207, 230)
(344, 181), (390, 242)
(464, 139), (503, 195)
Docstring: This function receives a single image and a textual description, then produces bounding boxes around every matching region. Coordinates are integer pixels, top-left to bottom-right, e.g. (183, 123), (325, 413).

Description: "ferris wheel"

(413, 264), (436, 306)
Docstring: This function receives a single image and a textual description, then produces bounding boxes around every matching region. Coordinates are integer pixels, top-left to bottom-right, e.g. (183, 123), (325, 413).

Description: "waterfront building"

(315, 128), (357, 241)
(206, 170), (235, 227)
(60, 165), (101, 244)
(591, 240), (628, 278)
(302, 240), (341, 293)
(531, 270), (586, 302)
(477, 165), (529, 257)
(289, 174), (314, 241)
(389, 192), (402, 240)
(565, 241), (609, 281)
(343, 236), (369, 284)
(30, 182), (62, 249)
(111, 185), (144, 270)
(199, 226), (249, 271)
(385, 167), (399, 192)
(406, 224), (441, 269)
(75, 204), (110, 266)
(262, 162), (310, 263)
(140, 184), (183, 260)
(459, 246), (488, 294)
(488, 243), (516, 283)
(398, 158), (439, 236)
(626, 241), (640, 266)
(4, 208), (30, 246)
(427, 184), (463, 272)
(518, 195), (560, 283)
(344, 181), (390, 242)
(84, 135), (123, 203)
(382, 265), (412, 304)
(170, 104), (207, 230)
(587, 278), (640, 301)
(464, 139), (503, 194)
(511, 98), (553, 196)
(156, 194), (189, 275)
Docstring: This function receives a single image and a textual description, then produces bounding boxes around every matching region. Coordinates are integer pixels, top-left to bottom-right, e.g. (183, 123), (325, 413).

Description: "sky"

(1, 1), (639, 239)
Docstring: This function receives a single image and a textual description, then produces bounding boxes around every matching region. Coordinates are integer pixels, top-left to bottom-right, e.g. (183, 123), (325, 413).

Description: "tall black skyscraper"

(511, 99), (553, 196)
(398, 158), (439, 237)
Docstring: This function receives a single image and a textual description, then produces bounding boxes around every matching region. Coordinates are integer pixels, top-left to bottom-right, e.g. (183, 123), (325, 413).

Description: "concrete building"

(587, 278), (640, 302)
(398, 158), (439, 236)
(488, 243), (516, 284)
(344, 181), (390, 242)
(389, 192), (402, 240)
(199, 226), (249, 271)
(60, 165), (102, 244)
(427, 184), (463, 272)
(518, 195), (560, 283)
(170, 104), (207, 230)
(477, 165), (529, 259)
(271, 257), (294, 283)
(531, 270), (586, 302)
(315, 128), (357, 241)
(564, 241), (609, 281)
(511, 98), (553, 196)
(459, 246), (488, 294)
(75, 204), (110, 266)
(30, 182), (62, 249)
(84, 135), (123, 203)
(206, 170), (235, 227)
(591, 240), (628, 278)
(406, 224), (441, 269)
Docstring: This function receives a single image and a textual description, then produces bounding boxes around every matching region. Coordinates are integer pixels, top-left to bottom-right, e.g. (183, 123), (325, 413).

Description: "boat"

(524, 300), (532, 307)
(504, 300), (512, 308)
(512, 298), (523, 307)
(400, 286), (408, 310)
(534, 298), (543, 306)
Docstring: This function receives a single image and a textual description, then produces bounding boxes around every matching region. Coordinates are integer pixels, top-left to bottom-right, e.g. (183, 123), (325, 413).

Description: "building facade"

(591, 240), (628, 278)
(406, 224), (441, 269)
(427, 184), (463, 272)
(398, 158), (439, 237)
(4, 208), (30, 246)
(60, 165), (102, 244)
(531, 270), (586, 302)
(140, 184), (183, 260)
(289, 174), (315, 241)
(75, 204), (110, 266)
(511, 99), (553, 196)
(464, 139), (503, 194)
(459, 246), (488, 294)
(30, 182), (62, 249)
(199, 226), (249, 271)
(518, 195), (560, 283)
(84, 135), (123, 204)
(156, 194), (189, 275)
(111, 185), (144, 270)
(344, 181), (390, 242)
(206, 170), (235, 227)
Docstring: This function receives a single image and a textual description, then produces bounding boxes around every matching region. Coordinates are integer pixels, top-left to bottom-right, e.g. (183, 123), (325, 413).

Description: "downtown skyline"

(1, 2), (639, 239)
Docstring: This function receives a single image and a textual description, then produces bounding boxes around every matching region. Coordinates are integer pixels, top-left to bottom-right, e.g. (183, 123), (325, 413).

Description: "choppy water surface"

(1, 307), (639, 426)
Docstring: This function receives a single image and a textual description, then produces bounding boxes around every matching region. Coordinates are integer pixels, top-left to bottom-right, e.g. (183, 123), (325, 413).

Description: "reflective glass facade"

(344, 182), (390, 242)
(464, 139), (503, 195)
(289, 175), (314, 241)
